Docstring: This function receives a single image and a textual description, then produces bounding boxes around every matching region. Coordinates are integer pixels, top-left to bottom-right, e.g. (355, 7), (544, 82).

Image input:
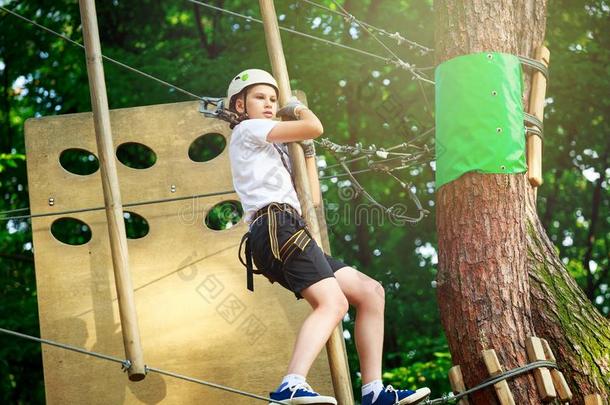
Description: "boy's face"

(235, 84), (278, 119)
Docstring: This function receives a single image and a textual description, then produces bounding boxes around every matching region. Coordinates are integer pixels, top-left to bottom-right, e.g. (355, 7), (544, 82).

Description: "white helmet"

(227, 69), (279, 108)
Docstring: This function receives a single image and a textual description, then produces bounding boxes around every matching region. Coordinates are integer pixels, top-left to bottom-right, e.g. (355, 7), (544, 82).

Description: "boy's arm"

(269, 101), (323, 206)
(266, 106), (323, 143)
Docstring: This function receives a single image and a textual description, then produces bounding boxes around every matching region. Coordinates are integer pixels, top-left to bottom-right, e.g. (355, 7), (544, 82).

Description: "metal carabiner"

(199, 97), (225, 118)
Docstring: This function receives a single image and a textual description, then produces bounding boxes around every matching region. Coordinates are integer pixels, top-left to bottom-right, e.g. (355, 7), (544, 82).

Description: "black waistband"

(251, 202), (300, 224)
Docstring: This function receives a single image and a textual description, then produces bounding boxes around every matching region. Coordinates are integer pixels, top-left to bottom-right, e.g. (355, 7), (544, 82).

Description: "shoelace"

(383, 385), (400, 402)
(289, 382), (318, 399)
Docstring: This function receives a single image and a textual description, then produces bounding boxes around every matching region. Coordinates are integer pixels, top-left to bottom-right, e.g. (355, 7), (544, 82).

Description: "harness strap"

(273, 143), (297, 192)
(240, 202), (313, 292)
(239, 231), (260, 292)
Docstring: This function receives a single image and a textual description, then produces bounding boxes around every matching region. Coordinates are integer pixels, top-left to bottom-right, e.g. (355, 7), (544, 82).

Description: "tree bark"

(526, 186), (610, 402)
(437, 173), (538, 404)
(435, 0), (609, 403)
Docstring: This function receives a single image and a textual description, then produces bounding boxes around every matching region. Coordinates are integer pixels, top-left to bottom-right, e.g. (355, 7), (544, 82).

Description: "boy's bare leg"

(286, 277), (349, 376)
(334, 266), (385, 385)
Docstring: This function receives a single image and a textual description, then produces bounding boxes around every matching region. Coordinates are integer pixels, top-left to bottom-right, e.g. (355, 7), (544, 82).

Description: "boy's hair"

(228, 87), (250, 129)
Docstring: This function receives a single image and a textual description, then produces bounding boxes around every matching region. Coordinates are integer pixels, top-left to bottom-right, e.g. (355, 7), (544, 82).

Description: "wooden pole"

(526, 46), (550, 193)
(482, 349), (516, 405)
(448, 365), (470, 405)
(525, 337), (557, 402)
(584, 394), (604, 405)
(258, 1), (353, 403)
(78, 0), (145, 381)
(540, 338), (573, 402)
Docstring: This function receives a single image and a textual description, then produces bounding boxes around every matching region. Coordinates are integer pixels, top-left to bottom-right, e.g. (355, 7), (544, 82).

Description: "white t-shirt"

(228, 118), (302, 224)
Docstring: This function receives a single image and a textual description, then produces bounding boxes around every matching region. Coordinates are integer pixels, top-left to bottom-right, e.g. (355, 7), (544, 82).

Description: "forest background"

(0, 0), (608, 402)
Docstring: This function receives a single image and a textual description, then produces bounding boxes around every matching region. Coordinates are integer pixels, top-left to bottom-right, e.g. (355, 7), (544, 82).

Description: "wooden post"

(526, 46), (550, 190)
(525, 337), (556, 402)
(292, 90), (322, 207)
(78, 0), (145, 380)
(540, 338), (573, 402)
(448, 365), (470, 405)
(258, 1), (353, 404)
(584, 394), (604, 405)
(482, 349), (516, 405)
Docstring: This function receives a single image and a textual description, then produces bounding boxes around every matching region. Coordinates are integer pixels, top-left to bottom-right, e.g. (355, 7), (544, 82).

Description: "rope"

(187, 0), (431, 84)
(517, 55), (549, 80)
(424, 360), (558, 404)
(0, 327), (290, 404)
(524, 112), (544, 132)
(0, 207), (30, 216)
(524, 112), (544, 141)
(297, 0), (433, 54)
(188, 0), (395, 62)
(321, 126), (435, 170)
(0, 6), (202, 100)
(317, 138), (430, 223)
(319, 155), (434, 180)
(525, 125), (543, 140)
(328, 0), (434, 84)
(0, 190), (236, 222)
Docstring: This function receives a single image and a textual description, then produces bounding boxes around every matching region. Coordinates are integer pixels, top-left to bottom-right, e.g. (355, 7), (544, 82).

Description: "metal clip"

(120, 359), (132, 373)
(199, 97), (225, 118)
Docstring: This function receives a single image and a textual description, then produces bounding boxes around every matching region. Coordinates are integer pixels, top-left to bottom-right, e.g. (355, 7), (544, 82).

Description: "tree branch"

(192, 3), (209, 53)
(209, 0), (224, 58)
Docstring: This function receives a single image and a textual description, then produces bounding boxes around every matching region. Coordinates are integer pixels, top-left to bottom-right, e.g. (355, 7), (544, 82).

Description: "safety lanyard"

(273, 143), (297, 191)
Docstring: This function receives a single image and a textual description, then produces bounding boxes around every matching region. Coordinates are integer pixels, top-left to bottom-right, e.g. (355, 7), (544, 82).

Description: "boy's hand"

(298, 139), (316, 157)
(276, 97), (308, 121)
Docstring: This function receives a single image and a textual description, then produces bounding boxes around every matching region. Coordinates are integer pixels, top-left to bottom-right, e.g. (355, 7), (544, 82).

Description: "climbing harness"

(239, 202), (313, 292)
(272, 142), (298, 191)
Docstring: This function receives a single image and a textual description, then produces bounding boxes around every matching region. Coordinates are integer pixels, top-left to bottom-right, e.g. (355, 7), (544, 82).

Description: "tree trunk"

(435, 0), (609, 404)
(437, 173), (538, 404)
(526, 189), (610, 401)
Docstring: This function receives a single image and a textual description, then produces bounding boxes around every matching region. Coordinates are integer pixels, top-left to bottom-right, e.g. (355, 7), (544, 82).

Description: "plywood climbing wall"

(24, 100), (333, 404)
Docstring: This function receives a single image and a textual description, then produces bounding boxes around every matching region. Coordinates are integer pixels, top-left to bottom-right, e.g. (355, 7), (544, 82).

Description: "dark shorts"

(248, 208), (349, 300)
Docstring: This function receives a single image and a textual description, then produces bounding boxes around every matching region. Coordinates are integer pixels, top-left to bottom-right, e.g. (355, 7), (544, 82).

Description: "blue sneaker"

(268, 381), (337, 404)
(361, 385), (431, 405)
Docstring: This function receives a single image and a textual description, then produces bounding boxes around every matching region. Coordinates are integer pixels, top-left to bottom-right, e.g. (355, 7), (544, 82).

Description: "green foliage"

(539, 0), (610, 314)
(0, 153), (25, 173)
(382, 339), (452, 398)
(0, 0), (608, 403)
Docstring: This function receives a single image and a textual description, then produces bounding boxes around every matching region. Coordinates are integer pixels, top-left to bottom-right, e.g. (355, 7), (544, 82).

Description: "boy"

(228, 69), (430, 405)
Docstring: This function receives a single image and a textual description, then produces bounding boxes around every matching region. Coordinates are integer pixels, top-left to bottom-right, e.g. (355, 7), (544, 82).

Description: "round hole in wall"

(123, 211), (149, 239)
(116, 142), (157, 169)
(50, 217), (92, 245)
(59, 148), (100, 176)
(204, 200), (243, 230)
(188, 133), (226, 162)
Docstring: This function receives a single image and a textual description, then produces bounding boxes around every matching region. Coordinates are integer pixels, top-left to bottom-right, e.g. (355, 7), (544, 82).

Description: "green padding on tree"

(435, 52), (528, 189)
